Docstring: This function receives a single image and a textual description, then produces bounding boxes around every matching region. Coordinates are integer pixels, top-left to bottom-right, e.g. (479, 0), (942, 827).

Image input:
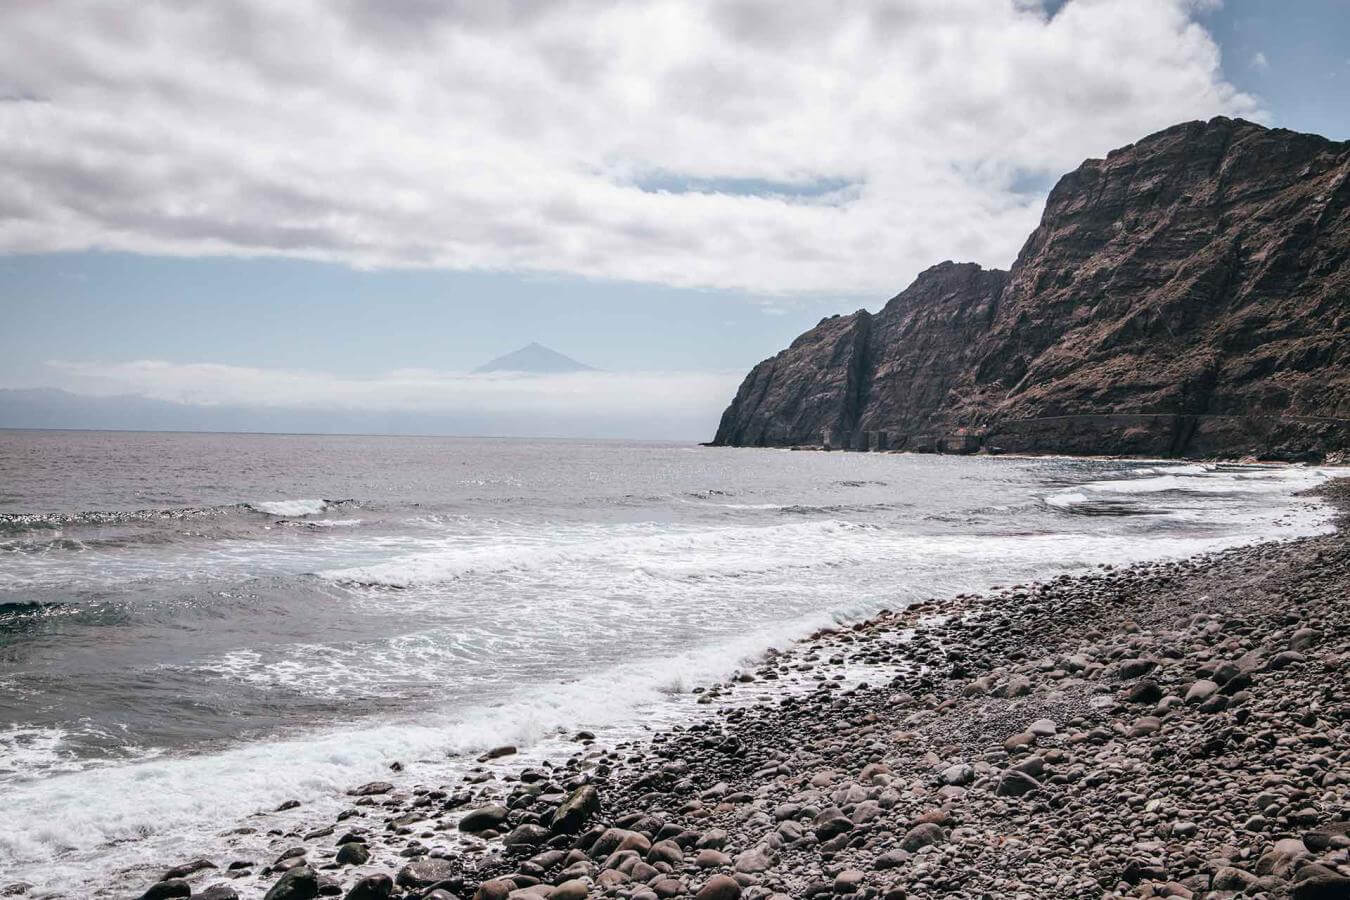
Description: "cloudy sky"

(2, 0), (1346, 438)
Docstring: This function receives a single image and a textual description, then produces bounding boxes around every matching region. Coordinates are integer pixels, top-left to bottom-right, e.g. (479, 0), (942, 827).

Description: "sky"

(1, 0), (1347, 439)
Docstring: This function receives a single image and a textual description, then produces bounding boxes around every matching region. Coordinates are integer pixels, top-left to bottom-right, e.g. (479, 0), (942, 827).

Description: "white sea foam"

(204, 507), (1338, 701)
(1045, 464), (1339, 506)
(249, 498), (328, 517)
(320, 519), (869, 588)
(1130, 463), (1214, 476)
(0, 615), (835, 889)
(0, 725), (77, 780)
(1085, 474), (1265, 494)
(1043, 491), (1089, 508)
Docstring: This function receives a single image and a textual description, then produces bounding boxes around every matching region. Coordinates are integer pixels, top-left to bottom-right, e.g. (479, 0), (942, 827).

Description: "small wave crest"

(0, 505), (230, 534)
(1043, 463), (1339, 511)
(0, 499), (363, 540)
(247, 499), (329, 517)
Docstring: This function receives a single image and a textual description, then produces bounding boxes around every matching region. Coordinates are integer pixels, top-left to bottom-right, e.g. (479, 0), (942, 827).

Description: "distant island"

(712, 117), (1350, 461)
(473, 342), (596, 374)
(0, 344), (611, 436)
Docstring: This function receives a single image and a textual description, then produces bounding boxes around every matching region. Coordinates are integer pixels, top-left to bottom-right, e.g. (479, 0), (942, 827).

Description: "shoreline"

(18, 484), (1350, 900)
(704, 445), (1350, 469)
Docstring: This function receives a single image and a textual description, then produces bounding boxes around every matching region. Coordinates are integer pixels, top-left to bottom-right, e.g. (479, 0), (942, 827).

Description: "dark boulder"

(198, 887), (239, 900)
(264, 867), (319, 900)
(335, 842), (370, 866)
(550, 785), (601, 835)
(458, 805), (510, 833)
(396, 858), (456, 890)
(140, 881), (191, 900)
(162, 860), (216, 881)
(343, 874), (393, 900)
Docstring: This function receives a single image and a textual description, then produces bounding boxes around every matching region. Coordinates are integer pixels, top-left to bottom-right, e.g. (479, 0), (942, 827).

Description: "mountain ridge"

(712, 117), (1350, 460)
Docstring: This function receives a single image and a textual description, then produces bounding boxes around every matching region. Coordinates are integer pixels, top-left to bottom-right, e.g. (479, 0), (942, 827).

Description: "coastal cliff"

(713, 117), (1350, 459)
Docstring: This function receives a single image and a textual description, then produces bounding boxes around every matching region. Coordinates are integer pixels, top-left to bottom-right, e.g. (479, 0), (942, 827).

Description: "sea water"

(0, 430), (1339, 893)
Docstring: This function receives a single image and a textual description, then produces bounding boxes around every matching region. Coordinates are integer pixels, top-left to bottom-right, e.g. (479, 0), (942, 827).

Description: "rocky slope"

(713, 118), (1350, 459)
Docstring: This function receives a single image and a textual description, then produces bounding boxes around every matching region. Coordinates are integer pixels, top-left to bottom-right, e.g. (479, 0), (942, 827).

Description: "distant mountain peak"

(472, 343), (595, 374)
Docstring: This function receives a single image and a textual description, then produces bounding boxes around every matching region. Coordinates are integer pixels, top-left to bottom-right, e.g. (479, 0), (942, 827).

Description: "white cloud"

(1251, 51), (1269, 70)
(0, 0), (1260, 295)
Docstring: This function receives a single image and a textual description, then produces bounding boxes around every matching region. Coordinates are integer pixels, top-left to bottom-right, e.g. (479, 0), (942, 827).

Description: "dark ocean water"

(0, 430), (1338, 892)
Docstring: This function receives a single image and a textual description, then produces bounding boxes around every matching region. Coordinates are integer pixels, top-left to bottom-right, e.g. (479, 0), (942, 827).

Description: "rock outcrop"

(713, 117), (1350, 459)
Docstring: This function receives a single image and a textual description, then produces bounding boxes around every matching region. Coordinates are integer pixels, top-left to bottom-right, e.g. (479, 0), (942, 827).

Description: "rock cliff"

(712, 117), (1350, 459)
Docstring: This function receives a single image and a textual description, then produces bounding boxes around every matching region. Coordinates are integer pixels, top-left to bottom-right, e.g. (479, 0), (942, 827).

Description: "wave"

(1, 498), (361, 530)
(1084, 473), (1307, 495)
(1044, 465), (1337, 507)
(0, 500), (365, 551)
(275, 517), (363, 529)
(321, 519), (870, 588)
(0, 505), (231, 533)
(680, 498), (903, 516)
(1128, 463), (1215, 477)
(0, 601), (68, 630)
(248, 499), (327, 517)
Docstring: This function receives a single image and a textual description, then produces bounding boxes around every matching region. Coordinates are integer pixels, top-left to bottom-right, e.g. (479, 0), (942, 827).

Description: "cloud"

(0, 0), (1260, 295)
(38, 358), (741, 438)
(1250, 51), (1269, 70)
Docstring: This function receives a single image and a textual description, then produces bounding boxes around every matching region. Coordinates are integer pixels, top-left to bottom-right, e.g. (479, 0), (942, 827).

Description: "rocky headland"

(712, 117), (1350, 460)
(95, 481), (1350, 900)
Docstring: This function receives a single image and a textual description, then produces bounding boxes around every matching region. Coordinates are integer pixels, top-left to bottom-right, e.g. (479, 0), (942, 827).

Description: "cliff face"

(712, 117), (1350, 459)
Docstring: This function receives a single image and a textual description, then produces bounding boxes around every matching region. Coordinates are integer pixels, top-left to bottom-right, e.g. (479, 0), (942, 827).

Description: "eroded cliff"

(712, 117), (1350, 459)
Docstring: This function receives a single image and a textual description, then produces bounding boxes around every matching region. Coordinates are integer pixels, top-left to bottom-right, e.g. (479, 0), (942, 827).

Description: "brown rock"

(694, 875), (742, 900)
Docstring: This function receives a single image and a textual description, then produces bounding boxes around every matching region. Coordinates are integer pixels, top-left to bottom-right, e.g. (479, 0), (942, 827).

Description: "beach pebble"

(196, 888), (238, 900)
(995, 770), (1040, 797)
(1184, 679), (1219, 704)
(162, 860), (216, 881)
(395, 857), (456, 889)
(263, 867), (319, 900)
(458, 805), (510, 833)
(550, 785), (601, 835)
(694, 874), (741, 900)
(342, 874), (393, 900)
(140, 881), (192, 900)
(900, 823), (944, 852)
(695, 849), (731, 868)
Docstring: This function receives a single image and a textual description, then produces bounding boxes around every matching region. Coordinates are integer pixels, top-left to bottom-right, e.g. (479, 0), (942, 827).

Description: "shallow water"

(0, 430), (1339, 893)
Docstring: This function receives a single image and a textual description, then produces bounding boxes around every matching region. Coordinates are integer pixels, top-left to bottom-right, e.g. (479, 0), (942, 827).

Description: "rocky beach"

(91, 480), (1350, 900)
(5, 6), (1349, 900)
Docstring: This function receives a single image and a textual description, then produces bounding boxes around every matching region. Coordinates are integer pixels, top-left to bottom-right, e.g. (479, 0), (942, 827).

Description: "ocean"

(0, 430), (1340, 894)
